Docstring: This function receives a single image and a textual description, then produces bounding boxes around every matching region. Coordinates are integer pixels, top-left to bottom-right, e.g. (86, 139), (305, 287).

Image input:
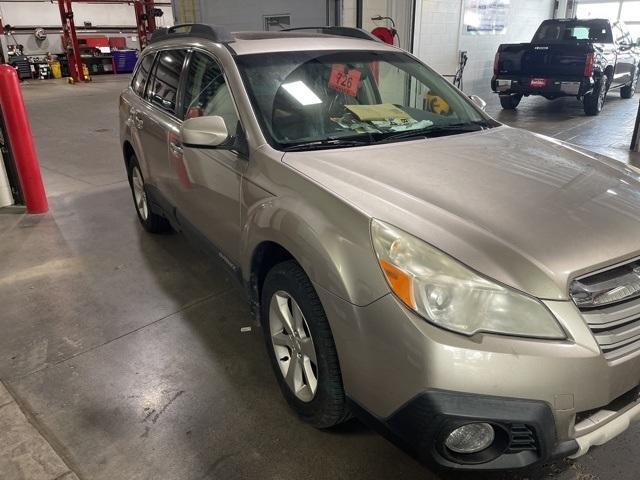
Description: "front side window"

(182, 51), (238, 137)
(147, 49), (187, 115)
(132, 54), (154, 97)
(236, 50), (493, 150)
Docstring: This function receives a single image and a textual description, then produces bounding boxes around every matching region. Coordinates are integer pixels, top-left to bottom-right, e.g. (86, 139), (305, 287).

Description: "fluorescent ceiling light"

(282, 81), (322, 106)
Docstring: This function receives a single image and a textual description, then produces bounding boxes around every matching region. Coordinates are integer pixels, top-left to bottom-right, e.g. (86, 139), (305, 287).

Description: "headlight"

(371, 219), (565, 339)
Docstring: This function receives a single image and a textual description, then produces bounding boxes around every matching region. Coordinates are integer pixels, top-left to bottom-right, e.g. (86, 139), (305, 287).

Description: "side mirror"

(182, 115), (229, 148)
(469, 94), (487, 111)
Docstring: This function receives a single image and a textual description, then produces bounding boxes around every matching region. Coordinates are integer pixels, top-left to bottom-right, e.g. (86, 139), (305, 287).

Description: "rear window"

(533, 21), (613, 43)
(131, 54), (154, 97)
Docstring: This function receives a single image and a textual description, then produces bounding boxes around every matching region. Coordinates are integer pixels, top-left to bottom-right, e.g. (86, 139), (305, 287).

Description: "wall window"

(576, 2), (620, 19)
(576, 0), (640, 41)
(147, 50), (187, 115)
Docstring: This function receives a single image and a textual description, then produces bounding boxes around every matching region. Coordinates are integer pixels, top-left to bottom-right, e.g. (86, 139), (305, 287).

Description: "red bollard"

(0, 64), (48, 213)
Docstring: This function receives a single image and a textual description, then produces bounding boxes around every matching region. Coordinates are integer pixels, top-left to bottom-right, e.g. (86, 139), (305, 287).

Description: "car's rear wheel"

(621, 68), (638, 99)
(584, 75), (609, 115)
(260, 260), (350, 428)
(126, 154), (171, 233)
(499, 93), (523, 110)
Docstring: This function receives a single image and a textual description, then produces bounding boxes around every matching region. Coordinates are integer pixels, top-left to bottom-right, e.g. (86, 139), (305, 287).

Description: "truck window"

(533, 21), (613, 43)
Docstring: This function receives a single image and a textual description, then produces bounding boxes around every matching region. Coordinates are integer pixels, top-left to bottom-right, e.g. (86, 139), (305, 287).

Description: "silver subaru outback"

(120, 24), (640, 471)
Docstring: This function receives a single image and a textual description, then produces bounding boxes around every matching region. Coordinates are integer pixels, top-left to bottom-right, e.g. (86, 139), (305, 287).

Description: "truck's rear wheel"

(499, 94), (522, 110)
(621, 68), (638, 99)
(584, 75), (609, 116)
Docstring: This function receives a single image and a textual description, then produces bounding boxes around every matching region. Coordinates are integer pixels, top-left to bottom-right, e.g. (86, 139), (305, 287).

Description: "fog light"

(445, 423), (495, 454)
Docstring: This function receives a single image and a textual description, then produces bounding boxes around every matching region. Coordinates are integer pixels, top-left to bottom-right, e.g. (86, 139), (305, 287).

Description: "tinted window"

(132, 54), (154, 97)
(533, 21), (613, 43)
(182, 51), (238, 136)
(147, 50), (187, 115)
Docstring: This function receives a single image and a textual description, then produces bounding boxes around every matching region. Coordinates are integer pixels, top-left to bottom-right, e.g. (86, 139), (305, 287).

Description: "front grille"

(577, 296), (640, 361)
(571, 258), (640, 361)
(506, 424), (537, 453)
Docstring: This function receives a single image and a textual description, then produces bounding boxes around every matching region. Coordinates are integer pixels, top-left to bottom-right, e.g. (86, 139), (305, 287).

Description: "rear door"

(124, 52), (156, 176)
(613, 23), (633, 85)
(138, 48), (188, 206)
(172, 50), (246, 265)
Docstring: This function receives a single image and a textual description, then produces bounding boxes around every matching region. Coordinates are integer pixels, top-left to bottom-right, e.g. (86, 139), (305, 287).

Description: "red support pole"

(58, 0), (85, 82)
(0, 65), (48, 213)
(134, 1), (148, 50)
(65, 0), (85, 81)
(145, 0), (157, 33)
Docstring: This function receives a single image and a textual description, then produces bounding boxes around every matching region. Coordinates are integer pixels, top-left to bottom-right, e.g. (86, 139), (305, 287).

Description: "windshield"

(533, 20), (613, 43)
(236, 50), (494, 151)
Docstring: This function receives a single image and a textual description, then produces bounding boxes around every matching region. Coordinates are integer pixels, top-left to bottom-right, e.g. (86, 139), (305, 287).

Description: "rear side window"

(132, 54), (154, 97)
(182, 51), (239, 137)
(147, 50), (187, 115)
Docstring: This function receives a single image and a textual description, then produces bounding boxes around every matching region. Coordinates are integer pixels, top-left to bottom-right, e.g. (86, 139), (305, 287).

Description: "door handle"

(170, 142), (183, 156)
(133, 112), (144, 130)
(128, 109), (144, 130)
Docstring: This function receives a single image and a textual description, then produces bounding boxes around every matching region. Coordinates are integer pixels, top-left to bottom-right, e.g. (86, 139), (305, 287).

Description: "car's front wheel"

(260, 260), (350, 428)
(126, 154), (171, 233)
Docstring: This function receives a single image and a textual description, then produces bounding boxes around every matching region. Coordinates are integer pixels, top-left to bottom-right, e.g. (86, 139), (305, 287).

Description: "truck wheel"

(621, 69), (638, 99)
(584, 76), (609, 116)
(499, 94), (523, 110)
(127, 154), (171, 233)
(260, 260), (351, 429)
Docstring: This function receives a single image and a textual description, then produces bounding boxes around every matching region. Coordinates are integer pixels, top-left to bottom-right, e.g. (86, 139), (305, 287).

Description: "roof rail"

(149, 23), (234, 45)
(281, 26), (382, 43)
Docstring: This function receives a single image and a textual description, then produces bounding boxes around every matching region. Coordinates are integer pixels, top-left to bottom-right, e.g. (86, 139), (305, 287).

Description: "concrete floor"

(1, 76), (640, 480)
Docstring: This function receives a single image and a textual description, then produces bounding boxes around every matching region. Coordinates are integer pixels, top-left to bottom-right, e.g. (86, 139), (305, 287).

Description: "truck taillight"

(584, 52), (594, 77)
(493, 52), (500, 75)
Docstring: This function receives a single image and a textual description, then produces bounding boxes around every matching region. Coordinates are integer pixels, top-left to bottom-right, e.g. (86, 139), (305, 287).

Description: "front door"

(172, 50), (245, 265)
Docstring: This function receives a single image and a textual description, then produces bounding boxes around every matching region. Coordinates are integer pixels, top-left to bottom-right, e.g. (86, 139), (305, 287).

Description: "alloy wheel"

(131, 166), (148, 220)
(269, 291), (318, 402)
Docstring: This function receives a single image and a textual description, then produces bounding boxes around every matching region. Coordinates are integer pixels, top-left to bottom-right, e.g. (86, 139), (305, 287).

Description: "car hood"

(282, 126), (640, 300)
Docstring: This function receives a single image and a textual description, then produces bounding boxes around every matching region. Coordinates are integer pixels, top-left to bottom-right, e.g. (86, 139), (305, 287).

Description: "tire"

(584, 75), (609, 116)
(499, 93), (523, 110)
(260, 260), (350, 428)
(621, 68), (638, 99)
(126, 154), (171, 233)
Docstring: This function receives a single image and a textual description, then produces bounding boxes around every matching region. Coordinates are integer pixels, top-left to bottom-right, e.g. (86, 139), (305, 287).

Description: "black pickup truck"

(491, 18), (640, 115)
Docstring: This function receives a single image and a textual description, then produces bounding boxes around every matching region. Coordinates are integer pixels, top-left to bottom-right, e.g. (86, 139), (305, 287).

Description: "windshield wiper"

(282, 138), (370, 152)
(376, 122), (488, 143)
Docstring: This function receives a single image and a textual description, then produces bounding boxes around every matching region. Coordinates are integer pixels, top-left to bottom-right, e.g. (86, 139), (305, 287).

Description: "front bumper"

(315, 287), (640, 470)
(369, 390), (578, 470)
(491, 75), (593, 98)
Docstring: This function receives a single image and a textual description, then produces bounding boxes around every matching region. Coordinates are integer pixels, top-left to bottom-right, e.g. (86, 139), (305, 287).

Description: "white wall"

(181, 0), (327, 31)
(0, 153), (13, 208)
(413, 0), (555, 95)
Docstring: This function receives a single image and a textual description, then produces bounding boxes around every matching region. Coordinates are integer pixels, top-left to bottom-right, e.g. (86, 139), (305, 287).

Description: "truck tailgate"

(497, 43), (592, 78)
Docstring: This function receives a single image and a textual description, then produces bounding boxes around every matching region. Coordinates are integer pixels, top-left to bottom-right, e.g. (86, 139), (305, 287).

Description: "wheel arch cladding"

(241, 196), (389, 308)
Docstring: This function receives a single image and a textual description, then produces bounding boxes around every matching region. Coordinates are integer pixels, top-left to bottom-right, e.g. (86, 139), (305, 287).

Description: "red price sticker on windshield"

(328, 64), (362, 97)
